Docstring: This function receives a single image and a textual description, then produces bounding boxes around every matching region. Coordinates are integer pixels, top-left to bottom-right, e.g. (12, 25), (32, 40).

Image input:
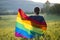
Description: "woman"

(15, 7), (47, 40)
(29, 7), (47, 40)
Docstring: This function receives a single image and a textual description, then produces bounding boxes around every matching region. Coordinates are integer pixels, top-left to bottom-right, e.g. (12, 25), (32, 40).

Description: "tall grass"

(0, 14), (60, 40)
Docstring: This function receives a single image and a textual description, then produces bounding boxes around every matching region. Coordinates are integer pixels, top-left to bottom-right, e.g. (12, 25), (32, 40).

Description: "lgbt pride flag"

(15, 9), (47, 38)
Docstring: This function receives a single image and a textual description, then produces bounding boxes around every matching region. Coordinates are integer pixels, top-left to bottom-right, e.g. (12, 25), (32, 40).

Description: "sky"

(30, 0), (60, 3)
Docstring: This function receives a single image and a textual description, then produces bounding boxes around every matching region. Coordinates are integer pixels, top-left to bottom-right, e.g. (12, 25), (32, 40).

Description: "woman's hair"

(34, 7), (40, 15)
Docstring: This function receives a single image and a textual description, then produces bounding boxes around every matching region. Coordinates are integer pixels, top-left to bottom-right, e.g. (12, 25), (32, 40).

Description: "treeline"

(41, 4), (60, 15)
(0, 4), (60, 15)
(0, 12), (17, 15)
(0, 12), (33, 15)
(49, 4), (60, 15)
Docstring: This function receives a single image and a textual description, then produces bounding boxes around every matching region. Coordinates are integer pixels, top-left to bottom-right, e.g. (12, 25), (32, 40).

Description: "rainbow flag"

(15, 9), (47, 38)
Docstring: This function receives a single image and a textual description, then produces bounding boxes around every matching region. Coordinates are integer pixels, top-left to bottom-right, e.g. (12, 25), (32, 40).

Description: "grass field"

(0, 14), (60, 40)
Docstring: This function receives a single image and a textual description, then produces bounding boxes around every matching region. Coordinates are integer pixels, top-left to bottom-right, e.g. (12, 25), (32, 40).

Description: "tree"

(49, 4), (60, 15)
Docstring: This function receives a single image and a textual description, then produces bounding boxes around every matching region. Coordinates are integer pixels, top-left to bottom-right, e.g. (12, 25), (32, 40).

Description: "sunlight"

(31, 0), (60, 3)
(49, 0), (60, 3)
(31, 0), (46, 3)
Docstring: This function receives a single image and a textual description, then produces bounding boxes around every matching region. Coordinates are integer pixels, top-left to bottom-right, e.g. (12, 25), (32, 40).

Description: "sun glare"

(31, 0), (60, 3)
(31, 0), (47, 3)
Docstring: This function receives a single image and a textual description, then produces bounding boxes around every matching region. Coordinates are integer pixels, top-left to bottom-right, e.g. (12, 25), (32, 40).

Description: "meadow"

(0, 14), (60, 40)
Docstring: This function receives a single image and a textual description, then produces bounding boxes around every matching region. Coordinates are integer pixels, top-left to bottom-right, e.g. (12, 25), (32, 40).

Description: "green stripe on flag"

(16, 22), (44, 34)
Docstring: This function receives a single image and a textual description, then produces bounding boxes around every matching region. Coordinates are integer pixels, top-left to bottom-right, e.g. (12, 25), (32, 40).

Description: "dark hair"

(34, 7), (40, 15)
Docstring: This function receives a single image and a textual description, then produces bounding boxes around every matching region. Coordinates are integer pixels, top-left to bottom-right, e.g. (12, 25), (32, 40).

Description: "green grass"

(0, 14), (60, 40)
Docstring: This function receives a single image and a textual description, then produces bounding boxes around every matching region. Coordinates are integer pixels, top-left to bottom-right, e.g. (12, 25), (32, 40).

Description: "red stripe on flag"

(18, 9), (47, 30)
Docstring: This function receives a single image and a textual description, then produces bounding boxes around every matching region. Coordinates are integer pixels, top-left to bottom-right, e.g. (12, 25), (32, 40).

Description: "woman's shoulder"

(29, 15), (43, 18)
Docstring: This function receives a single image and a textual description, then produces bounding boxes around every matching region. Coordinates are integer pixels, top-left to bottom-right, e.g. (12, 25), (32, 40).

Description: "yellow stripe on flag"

(17, 17), (33, 30)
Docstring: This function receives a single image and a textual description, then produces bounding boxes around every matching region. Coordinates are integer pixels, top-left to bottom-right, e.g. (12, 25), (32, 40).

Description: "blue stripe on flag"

(15, 27), (34, 38)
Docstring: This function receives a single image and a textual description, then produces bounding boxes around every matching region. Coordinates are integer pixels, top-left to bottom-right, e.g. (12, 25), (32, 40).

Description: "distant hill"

(0, 0), (44, 13)
(0, 0), (55, 15)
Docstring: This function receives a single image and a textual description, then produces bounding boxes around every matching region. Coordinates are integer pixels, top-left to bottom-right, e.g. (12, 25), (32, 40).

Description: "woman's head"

(34, 7), (40, 15)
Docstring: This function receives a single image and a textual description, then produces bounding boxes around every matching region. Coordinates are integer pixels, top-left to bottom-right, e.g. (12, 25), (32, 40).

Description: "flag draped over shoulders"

(15, 9), (47, 38)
